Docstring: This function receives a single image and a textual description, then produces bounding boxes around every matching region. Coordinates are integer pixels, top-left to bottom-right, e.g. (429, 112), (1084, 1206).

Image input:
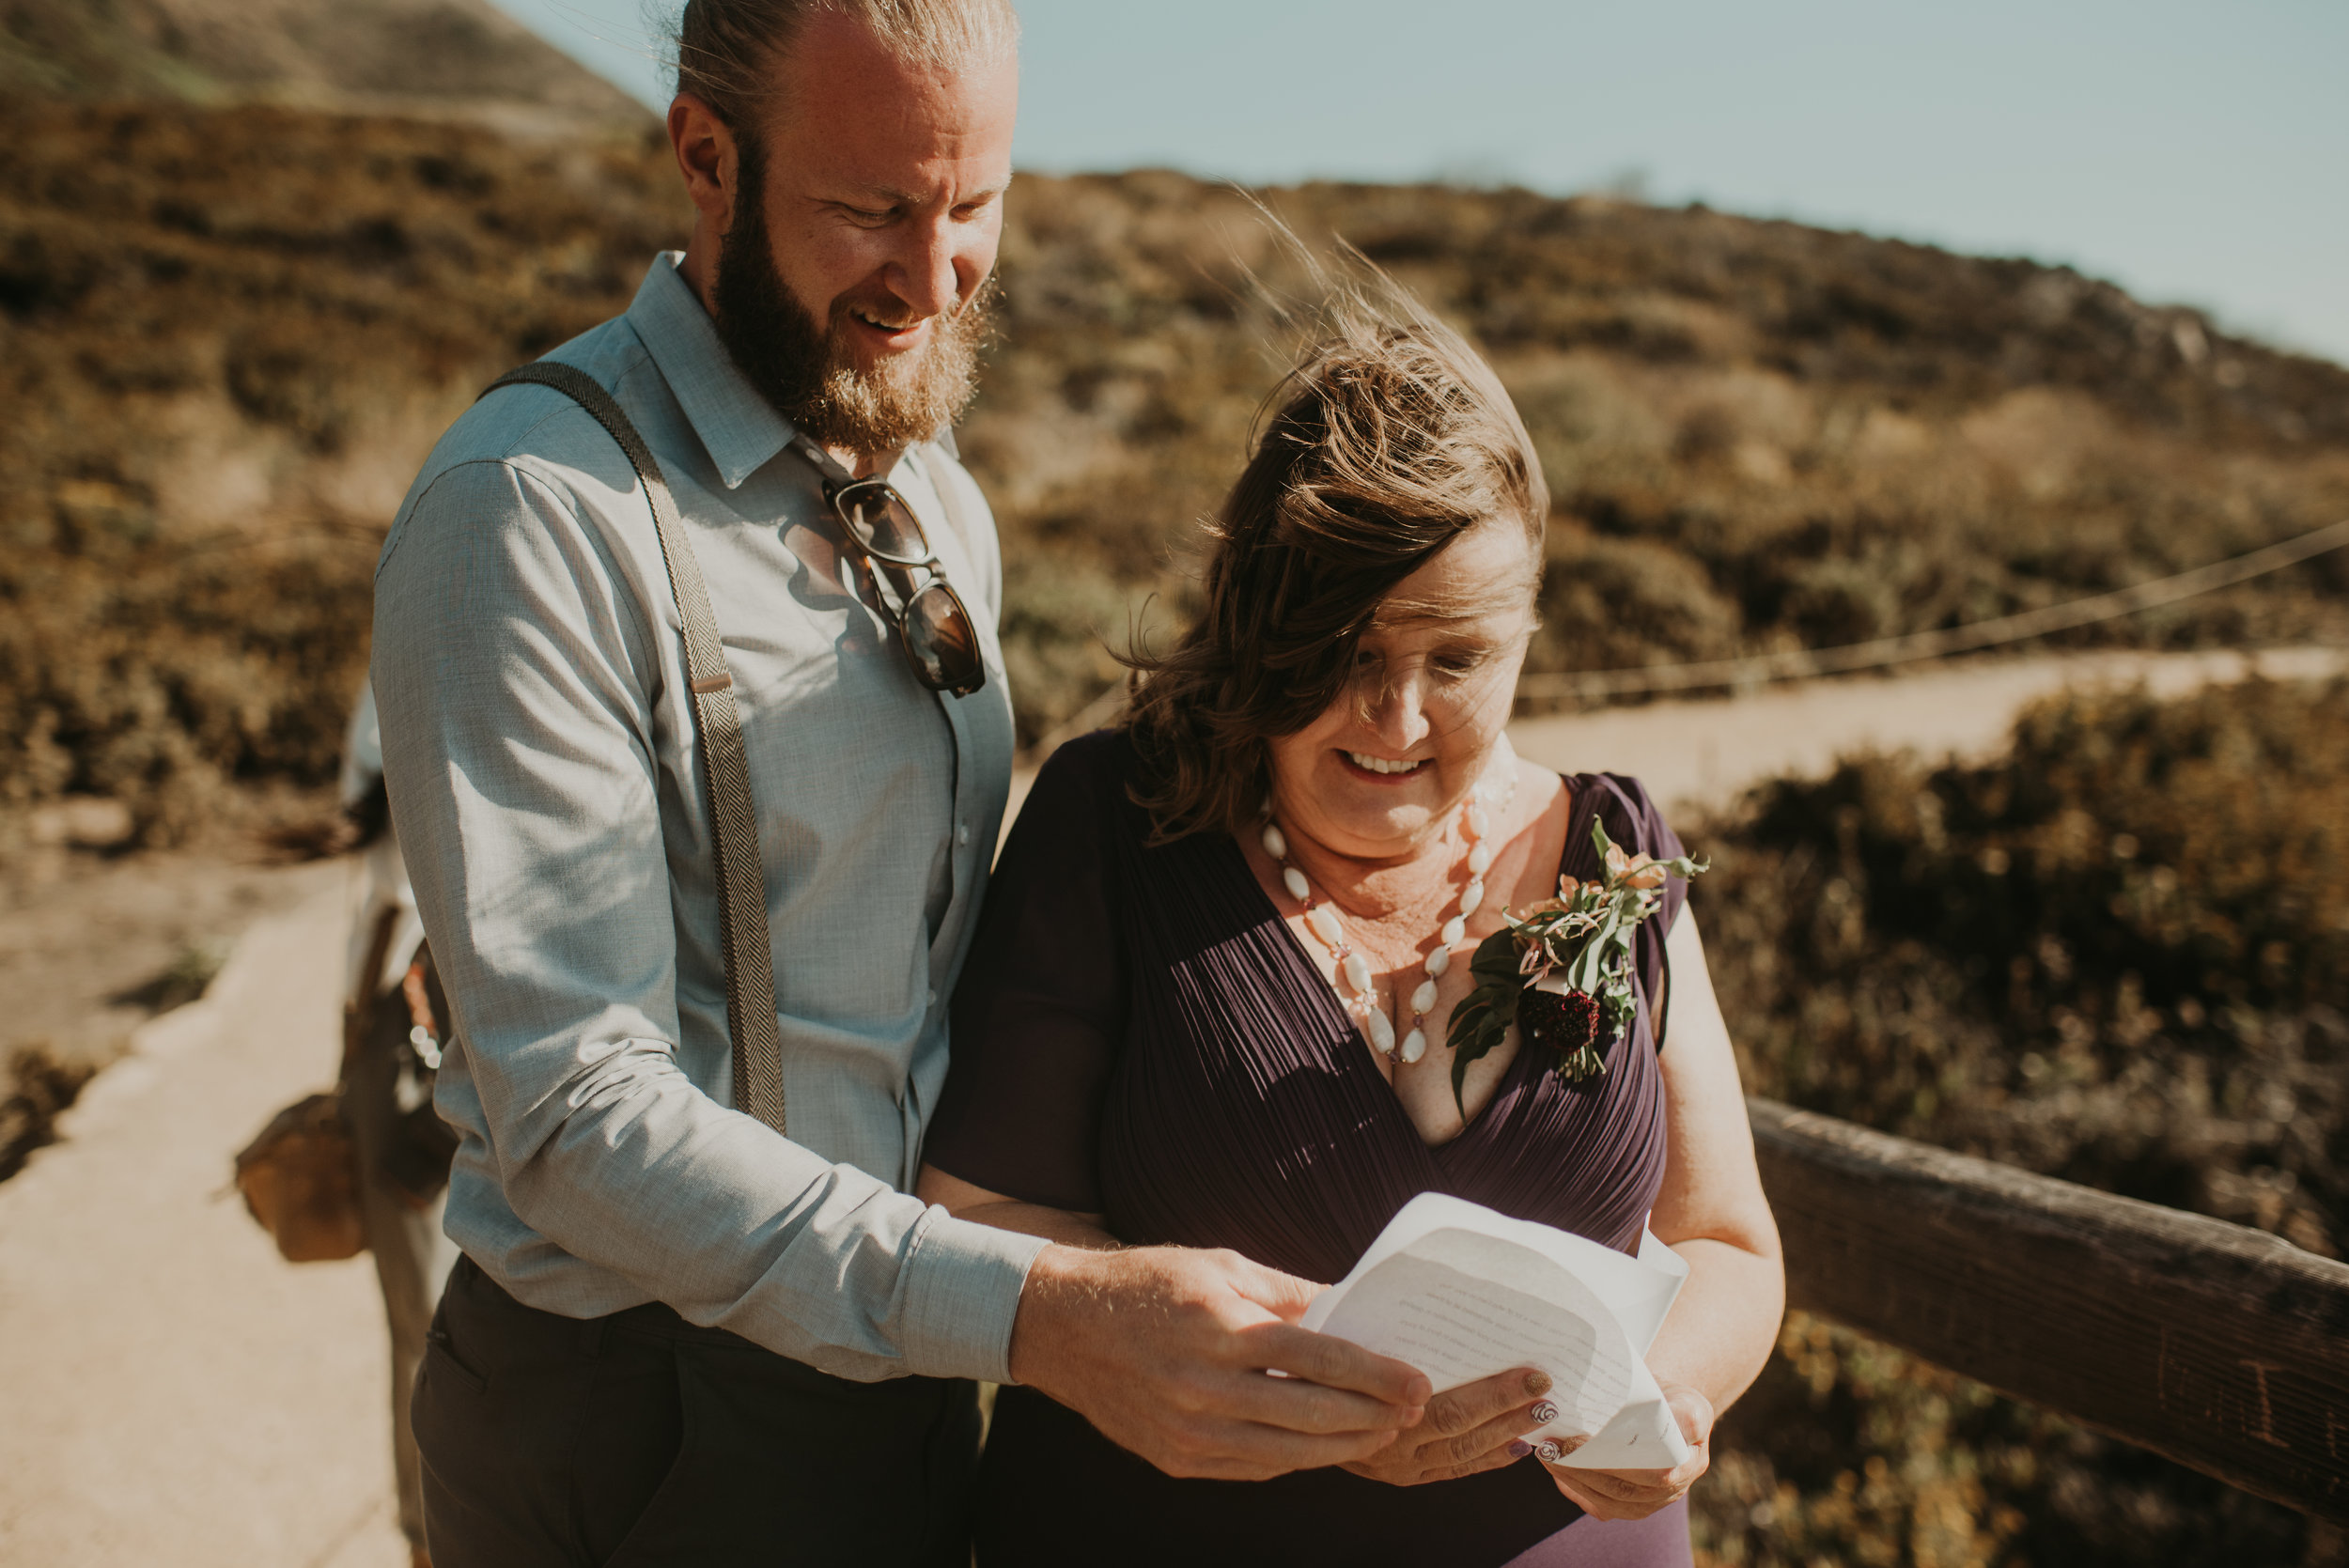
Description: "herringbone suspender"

(480, 363), (787, 1137)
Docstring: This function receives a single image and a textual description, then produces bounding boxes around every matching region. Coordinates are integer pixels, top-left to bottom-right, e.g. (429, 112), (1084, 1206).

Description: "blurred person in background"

(337, 685), (458, 1568)
(372, 4), (1434, 1564)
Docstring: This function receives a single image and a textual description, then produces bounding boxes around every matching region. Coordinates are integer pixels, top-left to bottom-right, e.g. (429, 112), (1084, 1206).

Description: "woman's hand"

(1541, 1383), (1713, 1521)
(1340, 1368), (1555, 1487)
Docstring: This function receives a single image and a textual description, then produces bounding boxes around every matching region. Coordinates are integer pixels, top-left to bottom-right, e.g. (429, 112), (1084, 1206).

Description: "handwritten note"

(1302, 1193), (1692, 1470)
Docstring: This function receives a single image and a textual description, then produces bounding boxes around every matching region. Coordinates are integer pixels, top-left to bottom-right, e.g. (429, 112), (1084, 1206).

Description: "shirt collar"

(625, 252), (796, 491)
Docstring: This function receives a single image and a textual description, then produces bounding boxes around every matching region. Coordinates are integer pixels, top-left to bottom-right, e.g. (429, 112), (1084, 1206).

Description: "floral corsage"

(1443, 817), (1707, 1109)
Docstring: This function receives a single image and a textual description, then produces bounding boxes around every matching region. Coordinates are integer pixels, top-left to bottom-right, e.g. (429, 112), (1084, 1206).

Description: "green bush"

(1687, 677), (2349, 1563)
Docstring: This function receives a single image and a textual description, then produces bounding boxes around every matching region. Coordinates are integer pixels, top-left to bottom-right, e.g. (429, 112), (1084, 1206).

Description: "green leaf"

(1468, 926), (1523, 988)
(1589, 815), (1620, 871)
(1445, 993), (1507, 1114)
(1566, 928), (1612, 992)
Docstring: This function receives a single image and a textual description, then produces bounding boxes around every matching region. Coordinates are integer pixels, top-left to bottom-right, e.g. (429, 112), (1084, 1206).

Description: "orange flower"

(1626, 854), (1668, 889)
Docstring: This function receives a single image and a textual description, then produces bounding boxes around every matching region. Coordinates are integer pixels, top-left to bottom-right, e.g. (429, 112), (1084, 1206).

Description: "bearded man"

(371, 3), (1434, 1564)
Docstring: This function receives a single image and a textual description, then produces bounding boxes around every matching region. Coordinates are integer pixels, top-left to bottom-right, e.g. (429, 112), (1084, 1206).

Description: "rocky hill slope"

(1, 0), (648, 131)
(974, 176), (2349, 733)
(3, 100), (2343, 840)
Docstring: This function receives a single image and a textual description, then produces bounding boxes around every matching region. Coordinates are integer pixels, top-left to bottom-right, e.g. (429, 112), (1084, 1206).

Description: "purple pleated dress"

(926, 731), (1696, 1567)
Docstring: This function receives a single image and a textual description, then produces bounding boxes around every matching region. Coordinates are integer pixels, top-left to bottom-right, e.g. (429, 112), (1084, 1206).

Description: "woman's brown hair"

(1123, 265), (1548, 844)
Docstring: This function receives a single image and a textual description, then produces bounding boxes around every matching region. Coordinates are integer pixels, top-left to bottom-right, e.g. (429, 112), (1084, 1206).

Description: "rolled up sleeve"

(373, 457), (1042, 1382)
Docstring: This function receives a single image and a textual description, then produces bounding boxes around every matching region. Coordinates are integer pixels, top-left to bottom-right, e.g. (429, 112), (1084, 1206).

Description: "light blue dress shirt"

(372, 254), (1046, 1383)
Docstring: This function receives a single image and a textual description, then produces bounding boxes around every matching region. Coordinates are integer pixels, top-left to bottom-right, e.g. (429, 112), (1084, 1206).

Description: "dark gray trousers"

(413, 1255), (983, 1567)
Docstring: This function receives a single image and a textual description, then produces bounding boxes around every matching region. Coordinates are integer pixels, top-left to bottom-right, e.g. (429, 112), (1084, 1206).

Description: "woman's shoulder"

(1014, 728), (1148, 847)
(1025, 728), (1256, 878)
(1561, 770), (1686, 862)
(1032, 726), (1139, 802)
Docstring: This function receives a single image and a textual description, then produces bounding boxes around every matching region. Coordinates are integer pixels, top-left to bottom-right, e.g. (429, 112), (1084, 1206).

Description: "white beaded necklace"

(1262, 775), (1516, 1065)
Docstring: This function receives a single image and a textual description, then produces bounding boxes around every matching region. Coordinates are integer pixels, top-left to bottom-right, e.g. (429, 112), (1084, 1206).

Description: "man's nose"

(888, 217), (964, 319)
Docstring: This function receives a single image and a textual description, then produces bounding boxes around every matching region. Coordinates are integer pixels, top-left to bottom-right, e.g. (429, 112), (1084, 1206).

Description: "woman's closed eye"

(1348, 644), (1500, 693)
(1429, 647), (1491, 680)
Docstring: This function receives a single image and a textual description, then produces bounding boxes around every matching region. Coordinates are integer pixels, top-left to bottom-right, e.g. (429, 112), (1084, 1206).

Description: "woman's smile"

(1268, 521), (1536, 861)
(1340, 750), (1431, 782)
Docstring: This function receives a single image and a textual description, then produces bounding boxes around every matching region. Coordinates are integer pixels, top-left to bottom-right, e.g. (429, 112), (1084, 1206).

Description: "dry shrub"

(1694, 1312), (2315, 1568)
(964, 176), (2349, 730)
(8, 106), (2349, 793)
(1532, 529), (1743, 674)
(0, 1043), (97, 1181)
(0, 101), (688, 839)
(1687, 677), (2349, 1563)
(0, 520), (385, 836)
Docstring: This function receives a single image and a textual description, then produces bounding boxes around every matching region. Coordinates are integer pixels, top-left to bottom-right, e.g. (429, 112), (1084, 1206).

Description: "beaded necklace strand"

(1263, 774), (1515, 1064)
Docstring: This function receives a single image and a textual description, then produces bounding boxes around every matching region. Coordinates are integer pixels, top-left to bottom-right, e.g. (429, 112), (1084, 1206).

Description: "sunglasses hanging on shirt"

(821, 473), (988, 698)
(828, 477), (987, 697)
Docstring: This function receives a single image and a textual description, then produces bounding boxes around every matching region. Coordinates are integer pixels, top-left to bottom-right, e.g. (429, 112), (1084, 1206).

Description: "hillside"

(0, 103), (684, 841)
(4, 84), (2348, 1567)
(3, 101), (2344, 844)
(972, 178), (2349, 735)
(0, 0), (649, 132)
(1691, 674), (2349, 1565)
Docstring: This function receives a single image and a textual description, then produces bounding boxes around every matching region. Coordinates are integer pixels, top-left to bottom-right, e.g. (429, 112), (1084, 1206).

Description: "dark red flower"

(1518, 986), (1601, 1058)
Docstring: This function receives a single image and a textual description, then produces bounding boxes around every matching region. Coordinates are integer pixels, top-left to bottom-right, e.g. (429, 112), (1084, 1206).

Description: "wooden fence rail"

(1749, 1097), (2349, 1521)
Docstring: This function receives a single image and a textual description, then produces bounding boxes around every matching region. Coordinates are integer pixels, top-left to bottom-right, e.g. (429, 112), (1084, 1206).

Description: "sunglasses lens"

(835, 481), (930, 564)
(900, 580), (986, 694)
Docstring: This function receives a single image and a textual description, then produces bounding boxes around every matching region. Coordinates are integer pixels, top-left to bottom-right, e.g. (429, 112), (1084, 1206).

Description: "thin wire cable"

(1515, 517), (2349, 707)
(1023, 517), (2349, 755)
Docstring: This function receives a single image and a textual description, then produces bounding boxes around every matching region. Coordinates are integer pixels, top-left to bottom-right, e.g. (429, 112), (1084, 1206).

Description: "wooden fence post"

(1749, 1096), (2349, 1520)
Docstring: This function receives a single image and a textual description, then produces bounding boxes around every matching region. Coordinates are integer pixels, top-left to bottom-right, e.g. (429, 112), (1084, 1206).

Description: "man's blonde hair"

(673, 0), (1020, 131)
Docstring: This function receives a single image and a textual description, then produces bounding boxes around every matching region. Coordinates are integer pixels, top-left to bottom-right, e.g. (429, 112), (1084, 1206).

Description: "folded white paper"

(1301, 1192), (1692, 1470)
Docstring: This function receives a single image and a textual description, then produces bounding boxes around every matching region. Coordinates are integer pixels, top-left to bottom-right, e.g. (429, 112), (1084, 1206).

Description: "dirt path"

(0, 862), (409, 1567)
(0, 837), (345, 1076)
(1504, 645), (2347, 813)
(1, 644), (2339, 1565)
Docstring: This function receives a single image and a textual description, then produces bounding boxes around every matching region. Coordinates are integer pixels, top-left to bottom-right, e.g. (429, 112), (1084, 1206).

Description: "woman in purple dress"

(920, 284), (1783, 1566)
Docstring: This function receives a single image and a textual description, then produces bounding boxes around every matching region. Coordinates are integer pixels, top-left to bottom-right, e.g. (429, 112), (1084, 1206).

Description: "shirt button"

(926, 987), (939, 1008)
(956, 822), (972, 847)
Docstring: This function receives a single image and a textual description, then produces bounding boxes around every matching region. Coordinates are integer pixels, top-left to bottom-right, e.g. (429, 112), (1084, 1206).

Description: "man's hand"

(1007, 1243), (1432, 1481)
(1541, 1383), (1714, 1520)
(1340, 1367), (1554, 1486)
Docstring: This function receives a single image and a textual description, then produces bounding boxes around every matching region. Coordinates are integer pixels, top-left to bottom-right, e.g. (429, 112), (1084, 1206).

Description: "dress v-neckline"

(1224, 775), (1598, 1156)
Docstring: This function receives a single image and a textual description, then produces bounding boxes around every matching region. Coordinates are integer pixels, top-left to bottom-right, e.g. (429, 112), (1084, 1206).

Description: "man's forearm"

(452, 1042), (1046, 1381)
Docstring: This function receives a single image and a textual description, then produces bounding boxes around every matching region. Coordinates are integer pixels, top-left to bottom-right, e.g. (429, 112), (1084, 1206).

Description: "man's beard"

(711, 147), (994, 457)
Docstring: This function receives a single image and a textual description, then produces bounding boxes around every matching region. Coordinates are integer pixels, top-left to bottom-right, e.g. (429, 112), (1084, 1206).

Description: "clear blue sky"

(490, 0), (2349, 366)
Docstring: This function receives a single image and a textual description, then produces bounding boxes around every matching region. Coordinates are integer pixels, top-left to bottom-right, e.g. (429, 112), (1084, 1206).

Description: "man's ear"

(667, 92), (740, 234)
